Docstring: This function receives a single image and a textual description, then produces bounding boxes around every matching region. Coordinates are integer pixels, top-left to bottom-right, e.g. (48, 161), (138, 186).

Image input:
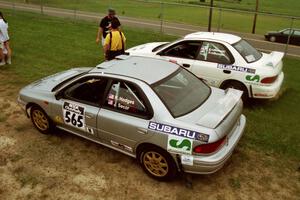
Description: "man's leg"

(4, 41), (11, 64)
(0, 42), (5, 66)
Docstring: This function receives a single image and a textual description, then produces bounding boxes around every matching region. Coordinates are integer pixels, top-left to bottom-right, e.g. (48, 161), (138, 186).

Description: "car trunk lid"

(177, 88), (242, 130)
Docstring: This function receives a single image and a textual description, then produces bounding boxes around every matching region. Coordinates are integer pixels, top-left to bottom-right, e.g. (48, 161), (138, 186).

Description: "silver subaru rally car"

(18, 56), (246, 181)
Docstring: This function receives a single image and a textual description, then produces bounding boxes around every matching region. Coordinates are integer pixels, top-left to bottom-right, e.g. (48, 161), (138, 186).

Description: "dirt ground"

(0, 72), (299, 200)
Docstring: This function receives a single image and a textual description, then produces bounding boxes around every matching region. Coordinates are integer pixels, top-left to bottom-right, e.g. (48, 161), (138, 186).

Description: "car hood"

(177, 88), (243, 129)
(25, 67), (91, 92)
(126, 42), (168, 55)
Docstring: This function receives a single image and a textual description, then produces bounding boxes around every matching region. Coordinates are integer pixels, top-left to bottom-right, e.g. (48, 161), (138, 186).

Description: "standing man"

(96, 8), (121, 46)
(104, 18), (126, 61)
(0, 11), (10, 66)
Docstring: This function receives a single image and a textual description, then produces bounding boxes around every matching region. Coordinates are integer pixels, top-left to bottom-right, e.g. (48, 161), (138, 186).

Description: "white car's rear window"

(233, 39), (262, 63)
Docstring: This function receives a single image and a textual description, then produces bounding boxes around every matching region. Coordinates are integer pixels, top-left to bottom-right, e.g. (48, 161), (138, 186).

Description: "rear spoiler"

(266, 51), (284, 68)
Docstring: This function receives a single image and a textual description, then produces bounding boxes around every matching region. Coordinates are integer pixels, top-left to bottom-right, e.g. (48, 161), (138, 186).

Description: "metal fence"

(1, 0), (300, 57)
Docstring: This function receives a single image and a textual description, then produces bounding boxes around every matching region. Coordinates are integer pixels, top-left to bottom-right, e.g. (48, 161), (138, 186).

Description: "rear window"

(233, 39), (262, 63)
(153, 69), (210, 117)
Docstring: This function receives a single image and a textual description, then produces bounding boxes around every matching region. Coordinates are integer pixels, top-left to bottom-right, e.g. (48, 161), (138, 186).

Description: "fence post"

(74, 0), (78, 22)
(40, 0), (44, 15)
(217, 8), (222, 32)
(284, 17), (294, 55)
(208, 0), (214, 32)
(12, 0), (16, 15)
(160, 2), (164, 34)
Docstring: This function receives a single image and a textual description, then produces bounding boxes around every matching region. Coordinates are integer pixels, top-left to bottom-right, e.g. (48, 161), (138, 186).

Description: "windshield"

(152, 43), (170, 52)
(153, 69), (211, 117)
(233, 39), (262, 63)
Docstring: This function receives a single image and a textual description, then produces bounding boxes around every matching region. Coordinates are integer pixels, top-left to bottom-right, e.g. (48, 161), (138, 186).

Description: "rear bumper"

(251, 72), (284, 99)
(181, 114), (246, 174)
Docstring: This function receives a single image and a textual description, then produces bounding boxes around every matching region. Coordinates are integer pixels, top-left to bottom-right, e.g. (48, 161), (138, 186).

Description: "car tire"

(138, 145), (178, 181)
(270, 36), (276, 42)
(221, 81), (249, 102)
(30, 105), (53, 134)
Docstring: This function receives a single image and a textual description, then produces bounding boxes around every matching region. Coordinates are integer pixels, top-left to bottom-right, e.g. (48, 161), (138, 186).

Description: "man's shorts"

(0, 42), (4, 50)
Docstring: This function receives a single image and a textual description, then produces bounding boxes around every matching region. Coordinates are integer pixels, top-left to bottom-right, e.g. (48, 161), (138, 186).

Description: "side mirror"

(55, 90), (63, 100)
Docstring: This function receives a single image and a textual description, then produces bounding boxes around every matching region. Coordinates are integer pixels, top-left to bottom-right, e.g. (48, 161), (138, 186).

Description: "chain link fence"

(2, 0), (300, 56)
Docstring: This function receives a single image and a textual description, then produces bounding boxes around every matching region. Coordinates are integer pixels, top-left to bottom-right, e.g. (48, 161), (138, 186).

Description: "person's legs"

(0, 42), (5, 66)
(4, 41), (11, 64)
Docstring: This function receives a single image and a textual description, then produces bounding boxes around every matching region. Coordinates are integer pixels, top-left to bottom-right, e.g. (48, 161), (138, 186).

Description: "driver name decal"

(63, 102), (85, 130)
(217, 64), (256, 74)
(148, 121), (209, 142)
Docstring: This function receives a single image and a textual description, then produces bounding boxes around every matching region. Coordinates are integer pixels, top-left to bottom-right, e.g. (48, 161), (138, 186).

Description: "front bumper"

(17, 95), (29, 117)
(181, 114), (246, 174)
(251, 72), (284, 99)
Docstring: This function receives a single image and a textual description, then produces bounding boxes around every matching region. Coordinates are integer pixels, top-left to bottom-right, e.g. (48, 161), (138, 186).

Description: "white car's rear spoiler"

(266, 51), (284, 68)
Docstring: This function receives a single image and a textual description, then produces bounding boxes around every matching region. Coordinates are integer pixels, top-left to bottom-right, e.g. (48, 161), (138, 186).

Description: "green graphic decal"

(169, 139), (191, 150)
(246, 74), (260, 82)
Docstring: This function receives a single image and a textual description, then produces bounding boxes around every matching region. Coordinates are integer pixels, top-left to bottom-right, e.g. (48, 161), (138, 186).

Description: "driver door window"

(64, 77), (108, 106)
(198, 41), (233, 64)
(162, 42), (201, 59)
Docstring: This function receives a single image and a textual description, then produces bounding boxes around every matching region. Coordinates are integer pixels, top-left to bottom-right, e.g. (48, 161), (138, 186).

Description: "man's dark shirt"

(99, 16), (121, 38)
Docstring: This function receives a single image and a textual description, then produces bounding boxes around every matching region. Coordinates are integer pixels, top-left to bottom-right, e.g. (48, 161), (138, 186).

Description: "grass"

(1, 9), (300, 161)
(3, 0), (300, 34)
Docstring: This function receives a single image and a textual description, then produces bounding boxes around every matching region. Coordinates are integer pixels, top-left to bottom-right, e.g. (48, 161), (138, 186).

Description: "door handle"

(223, 70), (231, 74)
(182, 63), (190, 68)
(137, 128), (148, 135)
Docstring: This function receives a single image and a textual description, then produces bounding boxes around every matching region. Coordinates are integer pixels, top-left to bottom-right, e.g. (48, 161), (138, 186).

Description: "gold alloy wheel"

(143, 151), (169, 177)
(32, 109), (49, 131)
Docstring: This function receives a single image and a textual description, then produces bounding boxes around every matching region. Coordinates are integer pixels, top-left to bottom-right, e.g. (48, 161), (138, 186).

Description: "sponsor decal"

(181, 155), (194, 166)
(217, 64), (256, 74)
(246, 74), (260, 82)
(63, 102), (85, 130)
(110, 140), (133, 152)
(148, 121), (209, 142)
(54, 116), (63, 124)
(167, 135), (192, 154)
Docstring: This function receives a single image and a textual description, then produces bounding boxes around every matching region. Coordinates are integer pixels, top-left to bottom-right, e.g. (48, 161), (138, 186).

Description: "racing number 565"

(64, 111), (84, 128)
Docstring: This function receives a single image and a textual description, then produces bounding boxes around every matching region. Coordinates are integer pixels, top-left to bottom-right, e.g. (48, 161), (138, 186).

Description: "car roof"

(90, 56), (179, 85)
(184, 32), (241, 44)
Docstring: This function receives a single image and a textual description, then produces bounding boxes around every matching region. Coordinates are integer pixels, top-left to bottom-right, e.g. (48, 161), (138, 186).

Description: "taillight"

(194, 136), (226, 154)
(261, 75), (278, 84)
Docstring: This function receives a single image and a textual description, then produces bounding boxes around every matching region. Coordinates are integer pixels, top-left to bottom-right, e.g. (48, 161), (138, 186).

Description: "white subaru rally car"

(127, 32), (284, 101)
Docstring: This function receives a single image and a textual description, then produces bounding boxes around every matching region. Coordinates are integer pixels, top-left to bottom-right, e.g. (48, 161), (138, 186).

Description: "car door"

(51, 76), (109, 140)
(97, 79), (154, 154)
(191, 41), (235, 87)
(291, 30), (300, 45)
(158, 40), (201, 70)
(280, 29), (291, 43)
